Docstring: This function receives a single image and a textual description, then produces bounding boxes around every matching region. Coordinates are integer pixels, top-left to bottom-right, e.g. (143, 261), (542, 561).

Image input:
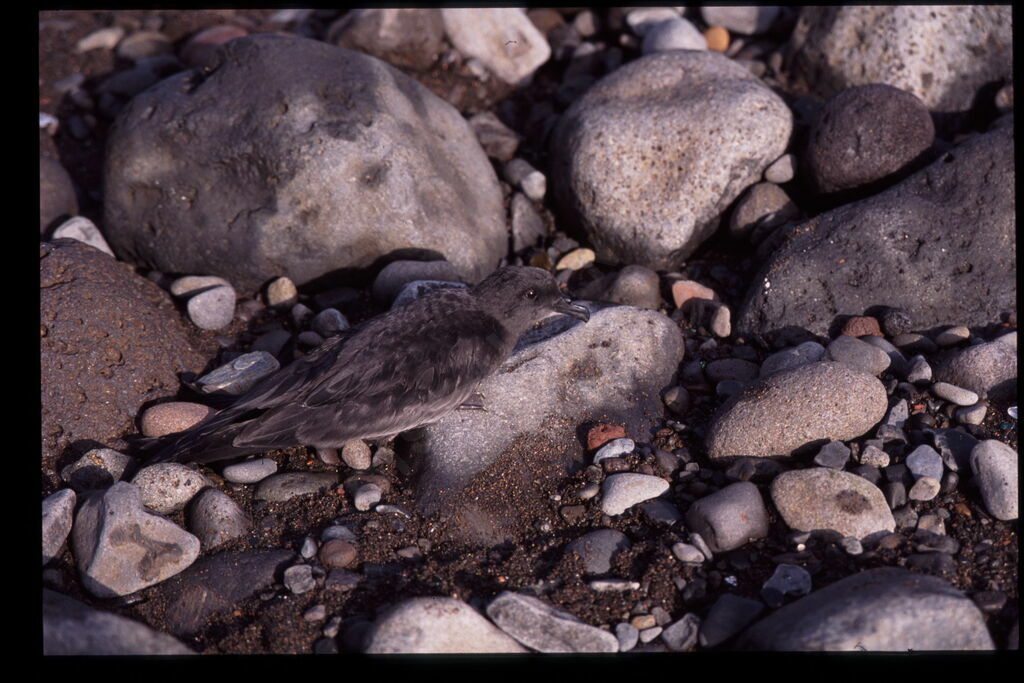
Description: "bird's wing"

(234, 306), (509, 448)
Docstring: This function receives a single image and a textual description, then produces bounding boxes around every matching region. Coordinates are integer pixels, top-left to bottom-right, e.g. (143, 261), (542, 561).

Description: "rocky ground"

(40, 8), (1017, 654)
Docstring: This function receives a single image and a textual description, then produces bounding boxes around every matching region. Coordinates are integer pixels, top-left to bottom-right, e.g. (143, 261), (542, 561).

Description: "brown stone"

(587, 423), (626, 450)
(841, 315), (883, 337)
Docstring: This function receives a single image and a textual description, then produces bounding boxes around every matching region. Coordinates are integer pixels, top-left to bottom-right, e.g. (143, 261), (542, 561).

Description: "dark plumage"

(139, 266), (589, 466)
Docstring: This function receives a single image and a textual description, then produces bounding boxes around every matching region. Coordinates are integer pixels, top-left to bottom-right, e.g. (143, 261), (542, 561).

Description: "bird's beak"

(554, 296), (590, 322)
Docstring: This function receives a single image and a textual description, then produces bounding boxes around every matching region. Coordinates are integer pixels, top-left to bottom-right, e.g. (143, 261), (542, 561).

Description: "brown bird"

(138, 266), (589, 466)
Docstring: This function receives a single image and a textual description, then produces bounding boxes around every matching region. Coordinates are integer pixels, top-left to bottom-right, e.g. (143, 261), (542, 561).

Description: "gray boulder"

(364, 597), (527, 653)
(413, 303), (684, 543)
(934, 341), (1017, 402)
(552, 50), (791, 269)
(788, 6), (1012, 113)
(737, 123), (1015, 340)
(104, 35), (505, 293)
(736, 567), (995, 650)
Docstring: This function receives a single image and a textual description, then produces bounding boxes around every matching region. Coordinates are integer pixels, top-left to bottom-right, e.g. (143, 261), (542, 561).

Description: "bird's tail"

(128, 407), (263, 468)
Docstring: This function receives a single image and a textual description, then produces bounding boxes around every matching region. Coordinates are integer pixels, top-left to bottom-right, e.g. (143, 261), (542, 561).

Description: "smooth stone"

(908, 476), (941, 502)
(825, 335), (892, 376)
(661, 613), (701, 652)
(283, 564), (316, 594)
(131, 462), (212, 515)
(671, 279), (718, 309)
(319, 539), (358, 568)
(139, 401), (214, 438)
(60, 448), (131, 492)
(624, 7), (682, 36)
(905, 444), (944, 482)
(706, 362), (887, 458)
(736, 567), (995, 650)
(76, 26), (125, 52)
(906, 355), (933, 383)
(699, 594), (765, 648)
(340, 440), (373, 470)
(935, 325), (971, 347)
(771, 467), (896, 539)
(970, 440), (1018, 520)
(185, 285), (236, 330)
(564, 529), (632, 575)
(705, 358), (759, 383)
(615, 622), (639, 652)
(195, 351), (280, 396)
(71, 482), (200, 598)
(641, 17), (707, 54)
(264, 276), (298, 307)
(371, 259), (462, 305)
(52, 216), (115, 256)
(931, 382), (980, 406)
(701, 6), (780, 35)
(311, 308), (349, 337)
(43, 589), (194, 655)
(354, 483), (383, 511)
(221, 458), (278, 484)
(601, 473), (670, 516)
(327, 8), (445, 72)
(593, 437), (635, 464)
(955, 403), (988, 426)
(684, 481), (769, 552)
(993, 330), (1016, 349)
(761, 563), (813, 607)
(503, 158), (546, 202)
(671, 542), (706, 565)
(441, 8), (551, 85)
(255, 472), (339, 502)
(813, 440), (851, 469)
(883, 399), (909, 429)
(728, 182), (799, 240)
(926, 427), (979, 472)
(486, 591), (619, 653)
(764, 154), (796, 184)
(468, 110), (521, 162)
(510, 193), (546, 252)
(187, 488), (250, 550)
(556, 247), (596, 271)
(169, 274), (232, 298)
(365, 597), (526, 653)
(603, 265), (662, 310)
(43, 488), (76, 565)
(934, 342), (1017, 402)
(759, 341), (825, 377)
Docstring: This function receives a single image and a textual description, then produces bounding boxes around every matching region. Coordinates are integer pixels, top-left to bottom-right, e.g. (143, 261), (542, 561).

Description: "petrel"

(139, 266), (589, 466)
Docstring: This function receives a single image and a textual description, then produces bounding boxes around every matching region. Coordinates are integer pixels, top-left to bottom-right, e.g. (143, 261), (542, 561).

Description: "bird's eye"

(524, 288), (538, 300)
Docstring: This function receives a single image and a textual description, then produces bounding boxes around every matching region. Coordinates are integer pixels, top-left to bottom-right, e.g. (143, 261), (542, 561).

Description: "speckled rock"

(736, 123), (1015, 340)
(441, 8), (551, 85)
(789, 6), (1012, 114)
(103, 34), (505, 292)
(737, 567), (995, 650)
(684, 482), (769, 553)
(187, 488), (250, 550)
(131, 463), (212, 515)
(364, 597), (527, 653)
(139, 401), (214, 438)
(255, 472), (340, 502)
(934, 341), (1017, 402)
(771, 467), (896, 539)
(552, 50), (791, 269)
(706, 362), (887, 459)
(804, 84), (934, 194)
(327, 8), (445, 72)
(970, 440), (1018, 521)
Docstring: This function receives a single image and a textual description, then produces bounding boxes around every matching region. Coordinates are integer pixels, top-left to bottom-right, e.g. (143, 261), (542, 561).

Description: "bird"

(137, 266), (590, 466)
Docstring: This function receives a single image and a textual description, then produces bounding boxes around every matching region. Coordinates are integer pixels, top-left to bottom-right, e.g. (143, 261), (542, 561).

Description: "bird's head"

(473, 266), (589, 335)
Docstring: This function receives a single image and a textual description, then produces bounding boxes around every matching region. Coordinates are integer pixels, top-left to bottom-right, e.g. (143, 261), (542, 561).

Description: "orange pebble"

(704, 25), (729, 52)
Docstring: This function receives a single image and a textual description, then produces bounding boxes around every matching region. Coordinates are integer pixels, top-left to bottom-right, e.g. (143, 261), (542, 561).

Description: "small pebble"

(593, 437), (635, 464)
(931, 382), (980, 406)
(908, 476), (941, 502)
(601, 474), (670, 516)
(76, 26), (125, 52)
(303, 604), (328, 622)
(703, 25), (729, 52)
(284, 564), (316, 594)
(671, 542), (705, 564)
(312, 308), (350, 337)
(320, 539), (358, 568)
(140, 401), (214, 438)
(763, 154), (796, 184)
(52, 216), (115, 256)
(935, 325), (971, 347)
(353, 483), (383, 511)
(556, 247), (595, 271)
(860, 443), (890, 468)
(196, 351), (280, 395)
(187, 488), (250, 551)
(132, 462), (211, 515)
(906, 355), (933, 383)
(589, 579), (641, 592)
(340, 440), (372, 470)
(662, 614), (700, 652)
(300, 536), (318, 559)
(905, 444), (945, 481)
(615, 623), (639, 651)
(671, 279), (717, 309)
(186, 284), (236, 330)
(265, 276), (298, 307)
(60, 448), (131, 492)
(813, 441), (851, 469)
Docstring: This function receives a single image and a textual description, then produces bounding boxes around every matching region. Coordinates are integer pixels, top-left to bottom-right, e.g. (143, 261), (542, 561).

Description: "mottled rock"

(771, 467), (896, 539)
(365, 597), (527, 653)
(328, 8), (445, 71)
(970, 440), (1018, 521)
(486, 592), (619, 653)
(934, 341), (1017, 402)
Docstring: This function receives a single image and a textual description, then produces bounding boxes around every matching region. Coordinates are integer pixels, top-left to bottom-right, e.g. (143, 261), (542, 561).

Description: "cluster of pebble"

(40, 6), (1016, 655)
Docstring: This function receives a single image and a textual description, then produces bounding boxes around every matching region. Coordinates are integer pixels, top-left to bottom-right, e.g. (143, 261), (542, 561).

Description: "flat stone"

(441, 8), (551, 85)
(255, 472), (340, 502)
(564, 529), (631, 575)
(601, 473), (670, 516)
(825, 335), (892, 376)
(486, 591), (619, 653)
(706, 362), (887, 459)
(139, 401), (214, 438)
(221, 458), (278, 484)
(932, 382), (980, 406)
(759, 341), (825, 377)
(43, 488), (76, 565)
(771, 467), (896, 539)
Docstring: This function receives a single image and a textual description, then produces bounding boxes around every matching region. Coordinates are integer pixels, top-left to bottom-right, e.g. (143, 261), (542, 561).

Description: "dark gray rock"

(699, 594), (764, 648)
(805, 84), (934, 194)
(736, 123), (1015, 340)
(736, 567), (995, 650)
(158, 550), (295, 636)
(103, 35), (505, 293)
(564, 529), (631, 575)
(43, 589), (194, 655)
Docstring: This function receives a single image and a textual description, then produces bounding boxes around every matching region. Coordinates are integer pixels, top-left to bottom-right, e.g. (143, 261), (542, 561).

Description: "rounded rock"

(187, 488), (249, 550)
(934, 342), (1017, 402)
(600, 474), (670, 516)
(139, 401), (214, 438)
(365, 597), (527, 653)
(684, 481), (769, 553)
(771, 467), (895, 539)
(707, 362), (887, 459)
(641, 17), (707, 54)
(970, 440), (1018, 520)
(185, 285), (236, 330)
(319, 539), (358, 568)
(221, 457), (278, 484)
(564, 529), (631, 575)
(131, 463), (212, 515)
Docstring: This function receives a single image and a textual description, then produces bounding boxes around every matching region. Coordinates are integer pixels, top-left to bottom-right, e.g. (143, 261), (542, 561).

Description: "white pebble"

(52, 216), (115, 256)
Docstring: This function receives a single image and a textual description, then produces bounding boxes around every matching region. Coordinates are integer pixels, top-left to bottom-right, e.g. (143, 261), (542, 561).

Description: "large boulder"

(40, 239), (207, 486)
(412, 303), (684, 543)
(736, 122), (1015, 340)
(788, 6), (1013, 114)
(103, 34), (506, 293)
(551, 50), (791, 269)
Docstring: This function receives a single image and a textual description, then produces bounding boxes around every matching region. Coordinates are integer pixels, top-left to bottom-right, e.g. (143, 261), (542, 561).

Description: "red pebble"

(587, 423), (626, 451)
(841, 315), (883, 337)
